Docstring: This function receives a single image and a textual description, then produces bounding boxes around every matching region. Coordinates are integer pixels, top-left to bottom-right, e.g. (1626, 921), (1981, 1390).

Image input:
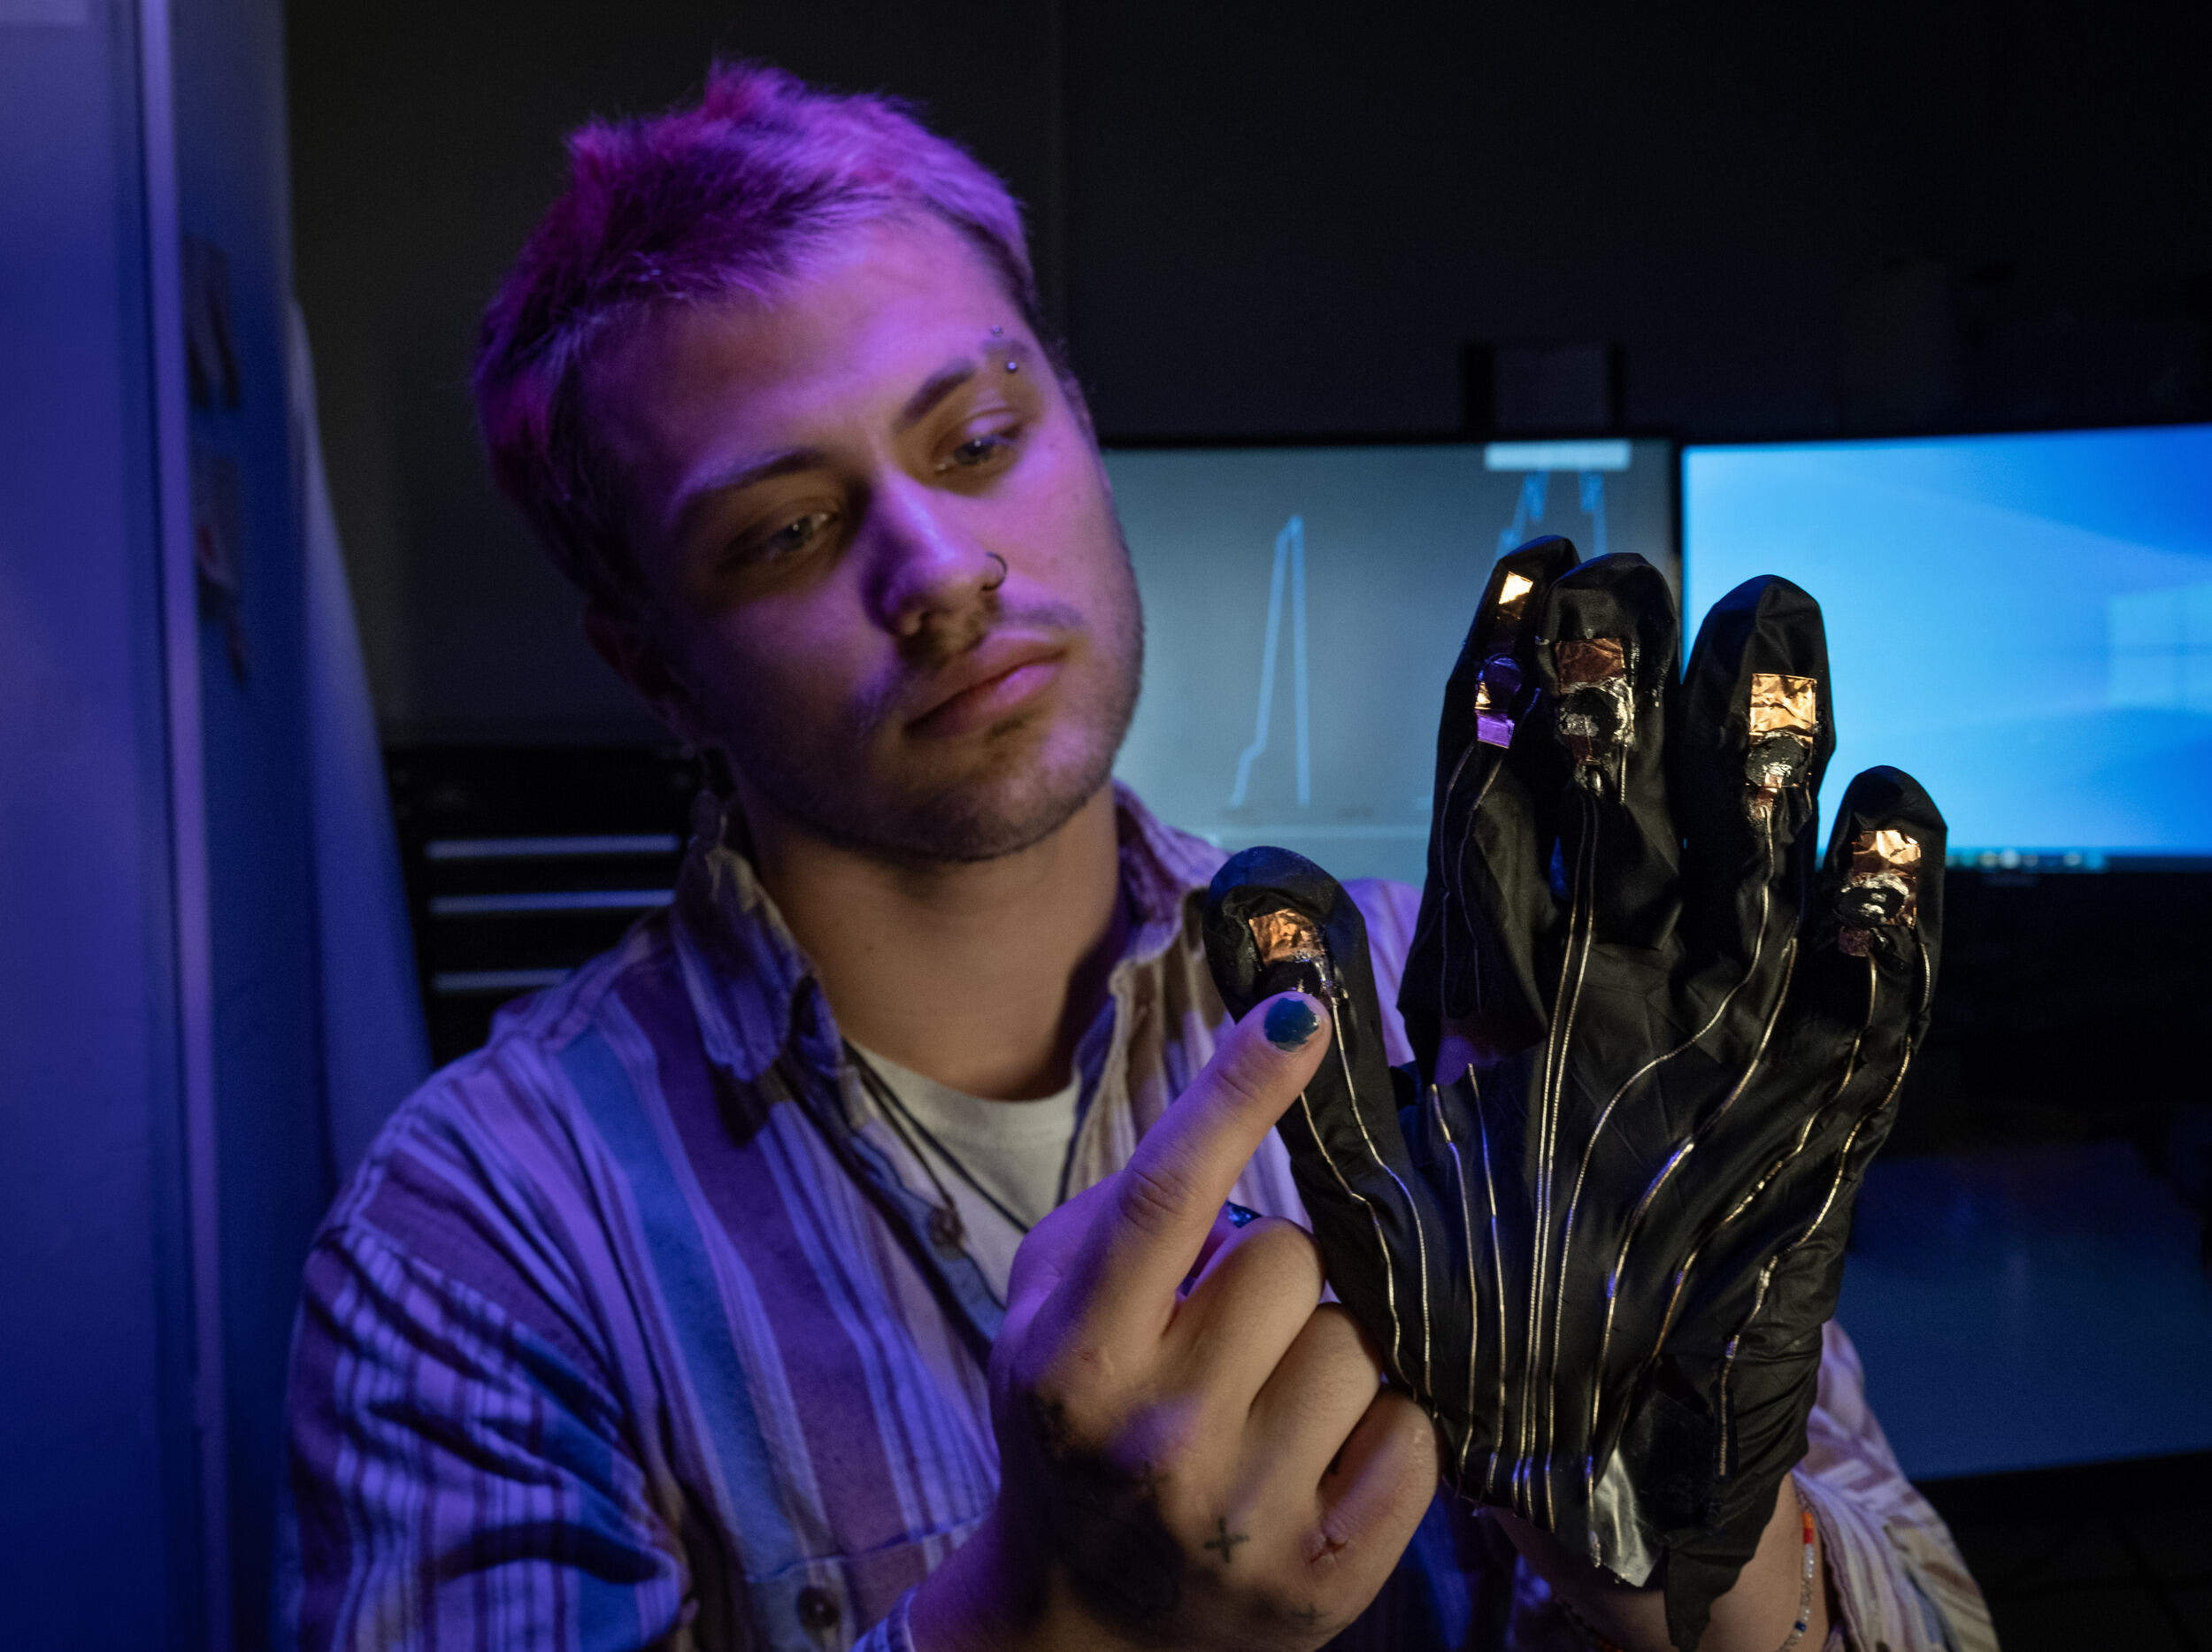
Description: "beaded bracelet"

(1778, 1495), (1818, 1651)
(1555, 1487), (1818, 1652)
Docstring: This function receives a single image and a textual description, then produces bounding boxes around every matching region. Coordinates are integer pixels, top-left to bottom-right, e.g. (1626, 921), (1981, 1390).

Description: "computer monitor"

(1682, 424), (2212, 868)
(1107, 438), (1677, 886)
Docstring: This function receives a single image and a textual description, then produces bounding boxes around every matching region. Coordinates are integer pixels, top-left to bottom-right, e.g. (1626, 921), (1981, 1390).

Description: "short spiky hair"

(474, 62), (1039, 612)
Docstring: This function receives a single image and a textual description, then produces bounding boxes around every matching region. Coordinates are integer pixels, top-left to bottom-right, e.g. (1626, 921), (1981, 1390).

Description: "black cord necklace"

(845, 1044), (1035, 1242)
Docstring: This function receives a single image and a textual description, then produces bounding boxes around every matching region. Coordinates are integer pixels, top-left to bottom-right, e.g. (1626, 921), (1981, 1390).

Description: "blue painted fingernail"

(1263, 996), (1319, 1050)
(1225, 1202), (1260, 1228)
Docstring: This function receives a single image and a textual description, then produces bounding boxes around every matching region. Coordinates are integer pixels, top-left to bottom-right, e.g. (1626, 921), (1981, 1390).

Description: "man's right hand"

(908, 992), (1440, 1652)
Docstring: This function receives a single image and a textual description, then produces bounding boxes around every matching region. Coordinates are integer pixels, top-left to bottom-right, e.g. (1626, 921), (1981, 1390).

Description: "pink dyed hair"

(474, 62), (1039, 611)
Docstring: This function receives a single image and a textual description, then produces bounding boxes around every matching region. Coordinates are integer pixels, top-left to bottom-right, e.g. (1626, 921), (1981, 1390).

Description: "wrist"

(1697, 1476), (1825, 1652)
(1489, 1473), (1825, 1652)
(1487, 1509), (1663, 1650)
(910, 1509), (1133, 1652)
(907, 1511), (1041, 1652)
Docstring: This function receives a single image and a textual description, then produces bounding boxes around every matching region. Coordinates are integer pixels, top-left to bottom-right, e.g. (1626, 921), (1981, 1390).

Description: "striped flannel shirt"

(277, 785), (1993, 1652)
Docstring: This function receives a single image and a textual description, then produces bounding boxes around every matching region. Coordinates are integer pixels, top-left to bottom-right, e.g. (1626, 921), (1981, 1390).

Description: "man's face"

(588, 217), (1142, 864)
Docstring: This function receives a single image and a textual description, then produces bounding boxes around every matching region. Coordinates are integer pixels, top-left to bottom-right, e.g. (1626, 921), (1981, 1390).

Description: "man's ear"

(583, 604), (713, 749)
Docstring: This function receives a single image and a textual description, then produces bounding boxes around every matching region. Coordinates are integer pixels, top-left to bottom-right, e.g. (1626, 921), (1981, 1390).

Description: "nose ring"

(980, 551), (1008, 593)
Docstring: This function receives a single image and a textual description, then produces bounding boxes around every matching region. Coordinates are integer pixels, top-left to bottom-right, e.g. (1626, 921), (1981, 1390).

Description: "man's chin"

(746, 734), (1117, 868)
(866, 754), (1110, 864)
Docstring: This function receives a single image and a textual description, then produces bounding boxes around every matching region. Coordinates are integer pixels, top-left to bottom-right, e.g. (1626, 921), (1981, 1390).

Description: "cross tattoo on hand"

(1202, 1517), (1249, 1565)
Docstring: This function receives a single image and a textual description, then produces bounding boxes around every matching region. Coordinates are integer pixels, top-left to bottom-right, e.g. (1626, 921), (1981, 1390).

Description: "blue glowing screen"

(1684, 425), (2212, 867)
(1107, 441), (1676, 885)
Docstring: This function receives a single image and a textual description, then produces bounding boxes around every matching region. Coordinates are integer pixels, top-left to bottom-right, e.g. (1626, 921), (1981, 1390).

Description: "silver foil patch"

(1589, 1448), (1663, 1587)
(1474, 654), (1524, 748)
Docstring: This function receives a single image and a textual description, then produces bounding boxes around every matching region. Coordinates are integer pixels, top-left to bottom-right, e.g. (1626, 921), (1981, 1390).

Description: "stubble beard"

(726, 579), (1146, 867)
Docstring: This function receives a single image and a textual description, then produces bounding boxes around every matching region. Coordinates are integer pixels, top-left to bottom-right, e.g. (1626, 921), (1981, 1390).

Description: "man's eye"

(940, 428), (1019, 474)
(751, 510), (836, 560)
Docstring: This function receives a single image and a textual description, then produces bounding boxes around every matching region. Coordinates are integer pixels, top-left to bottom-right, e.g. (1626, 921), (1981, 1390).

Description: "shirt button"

(796, 1586), (839, 1633)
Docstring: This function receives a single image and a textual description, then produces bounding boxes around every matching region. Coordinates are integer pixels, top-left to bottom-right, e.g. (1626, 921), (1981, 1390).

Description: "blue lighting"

(1684, 424), (2212, 864)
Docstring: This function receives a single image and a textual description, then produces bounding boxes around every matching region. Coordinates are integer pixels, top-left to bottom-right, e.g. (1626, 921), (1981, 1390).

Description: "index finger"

(1676, 575), (1835, 983)
(1061, 990), (1333, 1343)
(1402, 534), (1583, 1076)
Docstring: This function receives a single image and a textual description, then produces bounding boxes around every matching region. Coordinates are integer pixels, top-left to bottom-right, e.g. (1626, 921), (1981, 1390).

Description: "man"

(280, 64), (1990, 1652)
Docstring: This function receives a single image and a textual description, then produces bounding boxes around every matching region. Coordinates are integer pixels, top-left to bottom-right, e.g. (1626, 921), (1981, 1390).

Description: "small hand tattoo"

(1202, 1517), (1249, 1565)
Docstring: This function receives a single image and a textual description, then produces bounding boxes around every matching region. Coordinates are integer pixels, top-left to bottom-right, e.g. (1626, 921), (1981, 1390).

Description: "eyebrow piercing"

(981, 552), (1008, 592)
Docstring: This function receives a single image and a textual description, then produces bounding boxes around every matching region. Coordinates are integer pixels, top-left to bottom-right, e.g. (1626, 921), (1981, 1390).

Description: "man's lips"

(905, 635), (1068, 736)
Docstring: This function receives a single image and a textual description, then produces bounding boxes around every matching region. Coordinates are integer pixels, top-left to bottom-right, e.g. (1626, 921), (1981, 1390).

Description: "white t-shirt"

(849, 1044), (1080, 1302)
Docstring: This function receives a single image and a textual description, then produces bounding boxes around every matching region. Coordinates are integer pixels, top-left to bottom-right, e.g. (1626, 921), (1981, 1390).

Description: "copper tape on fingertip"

(1746, 672), (1819, 816)
(1473, 572), (1540, 748)
(1248, 907), (1338, 995)
(1849, 829), (1921, 885)
(1748, 673), (1817, 738)
(1838, 828), (1921, 956)
(1248, 908), (1325, 967)
(1555, 638), (1627, 687)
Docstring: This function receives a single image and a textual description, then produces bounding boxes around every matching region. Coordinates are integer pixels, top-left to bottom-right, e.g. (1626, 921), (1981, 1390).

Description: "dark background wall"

(288, 0), (2212, 744)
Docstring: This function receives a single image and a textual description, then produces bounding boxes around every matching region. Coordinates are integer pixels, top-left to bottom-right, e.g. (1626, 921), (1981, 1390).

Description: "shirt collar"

(669, 781), (1226, 1087)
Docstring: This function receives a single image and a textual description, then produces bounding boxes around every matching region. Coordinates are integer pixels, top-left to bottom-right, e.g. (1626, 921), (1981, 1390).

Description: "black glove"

(1202, 540), (1944, 1650)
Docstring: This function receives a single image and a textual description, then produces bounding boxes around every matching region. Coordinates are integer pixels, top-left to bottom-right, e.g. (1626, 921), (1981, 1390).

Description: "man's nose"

(864, 477), (1002, 642)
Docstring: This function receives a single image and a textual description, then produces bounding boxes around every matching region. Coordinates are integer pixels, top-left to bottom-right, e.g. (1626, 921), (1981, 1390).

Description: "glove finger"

(1204, 846), (1448, 1398)
(1758, 775), (1945, 1356)
(1496, 555), (1686, 1537)
(1736, 767), (1946, 1192)
(1402, 534), (1583, 1081)
(1675, 576), (1837, 1018)
(1533, 552), (1684, 951)
(1817, 765), (1946, 1046)
(1674, 766), (1945, 1263)
(1641, 771), (1945, 1648)
(1765, 771), (1947, 1284)
(1569, 578), (1829, 1588)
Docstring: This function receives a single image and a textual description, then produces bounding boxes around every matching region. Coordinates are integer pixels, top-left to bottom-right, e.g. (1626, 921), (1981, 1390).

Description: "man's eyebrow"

(897, 355), (984, 430)
(666, 343), (1026, 532)
(668, 448), (825, 532)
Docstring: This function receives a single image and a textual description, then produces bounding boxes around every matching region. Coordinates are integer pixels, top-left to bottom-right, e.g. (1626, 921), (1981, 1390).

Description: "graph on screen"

(1498, 467), (1610, 559)
(1228, 515), (1311, 809)
(1108, 441), (1674, 885)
